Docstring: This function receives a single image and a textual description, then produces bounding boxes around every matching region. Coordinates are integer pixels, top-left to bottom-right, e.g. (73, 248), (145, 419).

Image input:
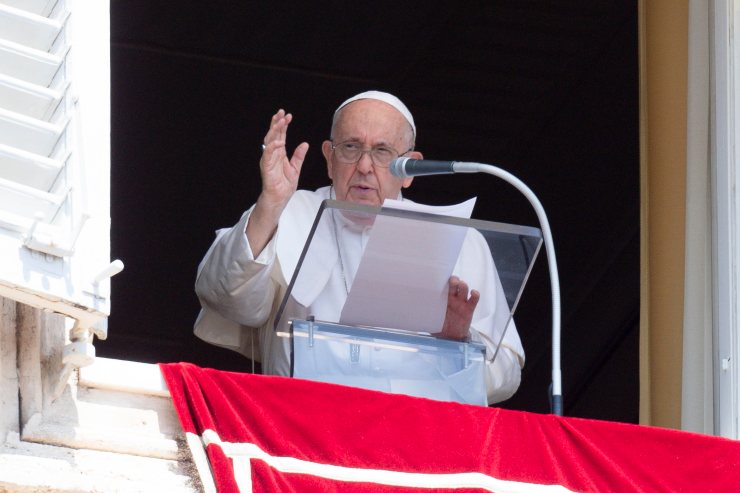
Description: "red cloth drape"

(160, 362), (740, 492)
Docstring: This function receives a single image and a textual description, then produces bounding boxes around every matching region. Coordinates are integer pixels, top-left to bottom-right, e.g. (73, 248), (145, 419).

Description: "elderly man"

(194, 91), (524, 404)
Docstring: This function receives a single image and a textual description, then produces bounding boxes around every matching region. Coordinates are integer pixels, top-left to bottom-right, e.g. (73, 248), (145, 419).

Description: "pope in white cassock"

(193, 91), (525, 404)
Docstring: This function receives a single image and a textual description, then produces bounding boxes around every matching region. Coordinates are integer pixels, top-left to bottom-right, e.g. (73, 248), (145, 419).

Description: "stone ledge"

(0, 431), (199, 492)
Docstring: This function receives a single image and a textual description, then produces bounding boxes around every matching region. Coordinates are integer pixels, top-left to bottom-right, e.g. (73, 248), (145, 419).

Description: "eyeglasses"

(330, 140), (413, 168)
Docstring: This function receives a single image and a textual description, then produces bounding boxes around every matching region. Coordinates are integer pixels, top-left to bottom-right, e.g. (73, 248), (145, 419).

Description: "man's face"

(322, 99), (420, 206)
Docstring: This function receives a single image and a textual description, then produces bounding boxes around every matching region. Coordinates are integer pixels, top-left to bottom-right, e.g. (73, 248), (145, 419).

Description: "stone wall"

(0, 297), (203, 492)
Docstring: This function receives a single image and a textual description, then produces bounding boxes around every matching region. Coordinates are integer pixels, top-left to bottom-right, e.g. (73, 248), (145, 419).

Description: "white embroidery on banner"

(200, 429), (579, 492)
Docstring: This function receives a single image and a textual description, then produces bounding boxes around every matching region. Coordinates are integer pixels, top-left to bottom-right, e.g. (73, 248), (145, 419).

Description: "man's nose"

(355, 151), (375, 173)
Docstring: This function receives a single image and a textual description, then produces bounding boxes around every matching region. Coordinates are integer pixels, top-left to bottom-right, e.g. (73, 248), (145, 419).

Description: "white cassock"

(194, 186), (525, 404)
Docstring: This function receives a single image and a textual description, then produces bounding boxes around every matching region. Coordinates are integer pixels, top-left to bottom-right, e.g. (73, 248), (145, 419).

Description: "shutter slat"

(0, 143), (63, 190)
(0, 107), (65, 156)
(0, 39), (62, 87)
(0, 3), (62, 51)
(0, 175), (64, 221)
(0, 0), (59, 17)
(0, 73), (62, 120)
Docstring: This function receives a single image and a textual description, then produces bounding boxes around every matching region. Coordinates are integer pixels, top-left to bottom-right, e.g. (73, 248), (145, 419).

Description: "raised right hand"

(258, 109), (309, 211)
(246, 109), (309, 256)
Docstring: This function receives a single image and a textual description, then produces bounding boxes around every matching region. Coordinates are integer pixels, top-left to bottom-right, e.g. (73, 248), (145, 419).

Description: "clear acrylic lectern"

(275, 200), (542, 406)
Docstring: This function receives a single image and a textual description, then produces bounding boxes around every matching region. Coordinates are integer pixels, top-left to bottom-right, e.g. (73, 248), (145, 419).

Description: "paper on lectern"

(339, 197), (476, 333)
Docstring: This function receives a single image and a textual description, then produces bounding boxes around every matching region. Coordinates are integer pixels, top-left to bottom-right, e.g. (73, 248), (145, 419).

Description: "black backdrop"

(101, 1), (639, 421)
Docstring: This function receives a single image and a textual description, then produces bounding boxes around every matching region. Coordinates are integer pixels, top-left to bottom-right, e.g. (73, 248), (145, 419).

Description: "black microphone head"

(389, 157), (411, 178)
(389, 158), (457, 177)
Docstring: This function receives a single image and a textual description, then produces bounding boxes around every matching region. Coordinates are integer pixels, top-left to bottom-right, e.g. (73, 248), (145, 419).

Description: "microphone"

(390, 157), (481, 177)
(391, 155), (564, 415)
(390, 157), (457, 177)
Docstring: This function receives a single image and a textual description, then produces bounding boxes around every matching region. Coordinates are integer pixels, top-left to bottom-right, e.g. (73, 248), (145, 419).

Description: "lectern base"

(288, 319), (488, 406)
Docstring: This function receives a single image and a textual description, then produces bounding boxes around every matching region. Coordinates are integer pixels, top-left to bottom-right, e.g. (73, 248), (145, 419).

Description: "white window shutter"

(0, 0), (117, 339)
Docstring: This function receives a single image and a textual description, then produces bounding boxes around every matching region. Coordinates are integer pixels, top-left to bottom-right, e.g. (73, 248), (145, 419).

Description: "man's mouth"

(352, 184), (375, 192)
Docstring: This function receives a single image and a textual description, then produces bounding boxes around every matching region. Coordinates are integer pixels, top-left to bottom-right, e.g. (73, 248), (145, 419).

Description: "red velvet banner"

(160, 362), (740, 492)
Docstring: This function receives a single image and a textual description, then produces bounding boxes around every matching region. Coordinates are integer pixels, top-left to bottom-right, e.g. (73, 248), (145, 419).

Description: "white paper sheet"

(339, 197), (476, 333)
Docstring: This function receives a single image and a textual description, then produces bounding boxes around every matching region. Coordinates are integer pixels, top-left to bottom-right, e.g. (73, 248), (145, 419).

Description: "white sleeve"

(483, 346), (523, 403)
(455, 229), (525, 404)
(194, 206), (280, 328)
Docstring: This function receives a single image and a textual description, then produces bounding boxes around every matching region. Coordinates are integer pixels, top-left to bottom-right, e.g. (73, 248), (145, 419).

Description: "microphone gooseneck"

(390, 157), (563, 415)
